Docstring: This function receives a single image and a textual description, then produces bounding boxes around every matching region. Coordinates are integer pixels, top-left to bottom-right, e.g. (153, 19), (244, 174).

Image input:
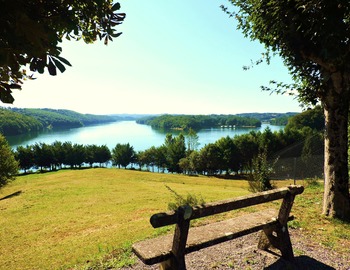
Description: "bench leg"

(258, 223), (294, 261)
(160, 257), (186, 270)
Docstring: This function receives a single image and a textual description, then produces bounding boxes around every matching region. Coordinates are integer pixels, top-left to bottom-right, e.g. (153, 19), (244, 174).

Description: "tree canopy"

(223, 0), (350, 220)
(137, 114), (261, 130)
(0, 0), (125, 103)
(0, 134), (19, 187)
(0, 107), (118, 136)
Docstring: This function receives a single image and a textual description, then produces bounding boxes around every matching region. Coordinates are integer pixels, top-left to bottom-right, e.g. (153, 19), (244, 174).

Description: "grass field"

(0, 169), (252, 270)
(0, 169), (349, 270)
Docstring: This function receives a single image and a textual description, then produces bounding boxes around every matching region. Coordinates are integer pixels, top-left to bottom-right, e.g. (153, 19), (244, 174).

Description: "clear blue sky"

(6, 0), (301, 115)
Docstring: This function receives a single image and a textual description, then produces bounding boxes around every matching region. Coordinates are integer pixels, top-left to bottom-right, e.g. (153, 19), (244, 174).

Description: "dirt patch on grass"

(122, 229), (350, 270)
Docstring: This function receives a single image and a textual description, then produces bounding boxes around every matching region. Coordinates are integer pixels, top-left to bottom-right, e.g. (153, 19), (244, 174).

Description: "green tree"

(154, 145), (168, 173)
(135, 150), (147, 171)
(15, 145), (34, 173)
(0, 1), (125, 103)
(223, 1), (350, 219)
(62, 141), (74, 168)
(143, 146), (159, 172)
(0, 134), (19, 187)
(285, 106), (325, 132)
(112, 143), (135, 169)
(84, 144), (98, 168)
(199, 143), (222, 175)
(215, 136), (240, 174)
(51, 141), (66, 170)
(71, 143), (86, 168)
(233, 132), (259, 173)
(33, 142), (55, 171)
(185, 128), (200, 153)
(94, 145), (111, 167)
(249, 148), (274, 192)
(163, 134), (186, 173)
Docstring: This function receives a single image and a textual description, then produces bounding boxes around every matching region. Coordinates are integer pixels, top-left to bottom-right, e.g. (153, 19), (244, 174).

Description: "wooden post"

(258, 187), (296, 261)
(160, 205), (192, 270)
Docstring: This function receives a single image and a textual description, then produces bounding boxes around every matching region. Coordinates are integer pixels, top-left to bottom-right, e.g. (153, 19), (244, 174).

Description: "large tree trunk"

(322, 72), (350, 220)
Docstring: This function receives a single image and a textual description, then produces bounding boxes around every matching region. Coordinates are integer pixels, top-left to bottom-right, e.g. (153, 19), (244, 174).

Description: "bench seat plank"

(133, 208), (289, 265)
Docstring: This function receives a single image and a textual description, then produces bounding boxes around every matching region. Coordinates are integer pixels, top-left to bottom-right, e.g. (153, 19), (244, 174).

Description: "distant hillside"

(137, 114), (262, 130)
(0, 108), (120, 136)
(236, 112), (299, 125)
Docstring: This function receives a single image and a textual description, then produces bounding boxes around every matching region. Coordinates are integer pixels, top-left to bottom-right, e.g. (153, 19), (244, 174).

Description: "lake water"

(7, 121), (284, 151)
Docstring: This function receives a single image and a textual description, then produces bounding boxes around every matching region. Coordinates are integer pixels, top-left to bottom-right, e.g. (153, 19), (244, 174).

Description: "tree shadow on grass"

(265, 255), (336, 270)
(0, 191), (22, 201)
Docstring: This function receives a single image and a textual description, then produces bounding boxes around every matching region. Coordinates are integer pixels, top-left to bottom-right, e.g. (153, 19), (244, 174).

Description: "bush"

(248, 149), (275, 192)
(165, 185), (205, 211)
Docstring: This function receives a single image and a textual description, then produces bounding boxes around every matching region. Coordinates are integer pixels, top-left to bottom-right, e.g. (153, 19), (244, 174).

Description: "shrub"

(248, 149), (275, 192)
(165, 185), (205, 211)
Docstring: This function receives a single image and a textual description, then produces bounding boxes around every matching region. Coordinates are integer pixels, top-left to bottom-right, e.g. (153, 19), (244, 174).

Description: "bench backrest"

(150, 185), (304, 228)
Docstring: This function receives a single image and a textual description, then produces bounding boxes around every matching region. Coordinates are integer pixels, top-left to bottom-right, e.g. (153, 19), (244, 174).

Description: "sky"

(5, 0), (302, 115)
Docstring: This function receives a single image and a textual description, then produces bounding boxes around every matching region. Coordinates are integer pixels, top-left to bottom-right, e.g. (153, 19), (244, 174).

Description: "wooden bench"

(132, 185), (304, 270)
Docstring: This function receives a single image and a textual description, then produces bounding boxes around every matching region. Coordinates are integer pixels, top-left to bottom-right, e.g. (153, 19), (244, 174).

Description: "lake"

(6, 121), (284, 151)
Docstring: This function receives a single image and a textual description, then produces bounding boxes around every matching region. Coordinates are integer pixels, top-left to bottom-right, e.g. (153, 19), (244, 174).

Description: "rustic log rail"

(132, 185), (304, 270)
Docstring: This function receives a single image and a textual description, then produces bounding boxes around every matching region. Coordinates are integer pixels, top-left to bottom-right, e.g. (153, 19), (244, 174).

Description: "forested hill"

(237, 112), (298, 125)
(0, 108), (120, 136)
(136, 114), (262, 130)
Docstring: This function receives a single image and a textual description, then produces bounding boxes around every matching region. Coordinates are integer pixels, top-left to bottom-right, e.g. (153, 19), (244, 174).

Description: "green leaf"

(8, 84), (21, 89)
(111, 32), (122, 38)
(48, 58), (57, 76)
(55, 56), (72, 67)
(38, 66), (45, 74)
(52, 57), (66, 73)
(112, 3), (121, 11)
(0, 86), (15, 104)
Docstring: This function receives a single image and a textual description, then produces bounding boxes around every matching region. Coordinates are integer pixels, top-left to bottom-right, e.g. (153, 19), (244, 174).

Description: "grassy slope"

(1, 170), (349, 270)
(0, 169), (250, 270)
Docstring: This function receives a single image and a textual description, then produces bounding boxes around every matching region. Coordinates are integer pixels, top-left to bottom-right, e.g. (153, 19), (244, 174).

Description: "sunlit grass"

(1, 170), (349, 269)
(0, 169), (250, 270)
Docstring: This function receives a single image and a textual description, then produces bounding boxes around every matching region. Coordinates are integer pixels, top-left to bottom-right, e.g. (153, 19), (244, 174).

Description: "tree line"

(0, 107), (120, 136)
(13, 107), (324, 176)
(136, 114), (262, 130)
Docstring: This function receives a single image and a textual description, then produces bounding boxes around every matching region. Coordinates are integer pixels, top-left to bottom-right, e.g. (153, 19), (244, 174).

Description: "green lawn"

(1, 169), (349, 270)
(0, 169), (250, 270)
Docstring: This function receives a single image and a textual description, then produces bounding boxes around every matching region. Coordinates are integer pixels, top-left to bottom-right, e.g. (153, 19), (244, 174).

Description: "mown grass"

(1, 170), (349, 270)
(290, 180), (350, 255)
(0, 169), (250, 270)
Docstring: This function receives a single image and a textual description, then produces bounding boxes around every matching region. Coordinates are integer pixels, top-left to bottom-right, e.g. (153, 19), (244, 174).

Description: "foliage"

(111, 143), (135, 168)
(269, 115), (292, 126)
(11, 110), (325, 177)
(237, 112), (298, 123)
(14, 141), (112, 171)
(305, 177), (322, 188)
(248, 148), (275, 192)
(137, 114), (261, 130)
(163, 134), (186, 173)
(165, 185), (205, 211)
(222, 1), (350, 105)
(14, 145), (34, 173)
(0, 1), (125, 103)
(223, 0), (350, 220)
(0, 107), (43, 135)
(0, 107), (117, 136)
(185, 128), (200, 153)
(285, 105), (324, 132)
(0, 134), (19, 187)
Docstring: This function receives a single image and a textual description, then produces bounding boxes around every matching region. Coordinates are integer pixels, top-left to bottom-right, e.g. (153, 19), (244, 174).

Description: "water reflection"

(6, 121), (284, 151)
